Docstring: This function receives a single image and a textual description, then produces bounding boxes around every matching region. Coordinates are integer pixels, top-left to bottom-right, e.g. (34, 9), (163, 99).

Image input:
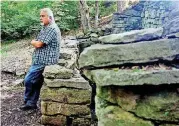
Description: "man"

(20, 8), (61, 110)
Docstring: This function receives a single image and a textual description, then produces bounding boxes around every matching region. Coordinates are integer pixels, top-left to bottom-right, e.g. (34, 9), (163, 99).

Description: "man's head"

(40, 8), (55, 26)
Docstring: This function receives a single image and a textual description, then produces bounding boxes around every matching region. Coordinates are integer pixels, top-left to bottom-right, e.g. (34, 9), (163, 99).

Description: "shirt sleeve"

(37, 28), (56, 45)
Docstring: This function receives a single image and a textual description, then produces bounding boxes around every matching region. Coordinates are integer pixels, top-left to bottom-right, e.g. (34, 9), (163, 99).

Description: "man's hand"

(31, 40), (44, 48)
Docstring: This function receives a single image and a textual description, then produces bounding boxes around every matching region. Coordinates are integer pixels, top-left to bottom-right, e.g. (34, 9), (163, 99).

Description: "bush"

(52, 1), (80, 31)
(1, 1), (117, 40)
(1, 1), (53, 40)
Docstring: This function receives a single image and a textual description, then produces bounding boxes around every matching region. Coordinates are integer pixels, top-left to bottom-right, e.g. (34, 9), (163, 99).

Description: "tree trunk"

(79, 0), (91, 32)
(117, 0), (126, 13)
(95, 1), (99, 29)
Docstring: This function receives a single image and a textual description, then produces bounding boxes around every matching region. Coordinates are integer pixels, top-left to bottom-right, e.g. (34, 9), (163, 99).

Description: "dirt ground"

(1, 39), (45, 126)
(1, 73), (44, 126)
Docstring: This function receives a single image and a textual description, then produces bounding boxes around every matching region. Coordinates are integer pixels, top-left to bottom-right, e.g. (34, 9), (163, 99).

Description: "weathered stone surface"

(163, 17), (179, 37)
(96, 86), (139, 111)
(60, 48), (77, 60)
(163, 7), (179, 36)
(124, 9), (141, 17)
(78, 41), (95, 53)
(41, 114), (92, 126)
(84, 69), (179, 86)
(77, 31), (91, 39)
(58, 59), (76, 69)
(41, 115), (66, 126)
(72, 118), (91, 126)
(90, 33), (98, 38)
(96, 97), (154, 126)
(43, 65), (73, 79)
(65, 60), (76, 69)
(41, 87), (91, 104)
(78, 38), (179, 68)
(58, 59), (67, 66)
(65, 41), (78, 48)
(41, 101), (90, 116)
(65, 36), (76, 40)
(167, 32), (179, 38)
(60, 52), (72, 60)
(44, 78), (90, 89)
(97, 86), (179, 122)
(134, 92), (179, 122)
(159, 124), (179, 126)
(99, 28), (163, 44)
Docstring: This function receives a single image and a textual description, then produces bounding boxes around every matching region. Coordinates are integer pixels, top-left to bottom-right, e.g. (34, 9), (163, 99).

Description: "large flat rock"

(72, 118), (91, 126)
(84, 69), (179, 86)
(41, 115), (91, 126)
(41, 101), (90, 116)
(96, 97), (154, 126)
(99, 28), (163, 44)
(78, 38), (179, 69)
(41, 87), (91, 104)
(97, 86), (179, 122)
(41, 115), (66, 126)
(44, 78), (90, 89)
(60, 48), (77, 60)
(163, 7), (179, 36)
(43, 65), (73, 79)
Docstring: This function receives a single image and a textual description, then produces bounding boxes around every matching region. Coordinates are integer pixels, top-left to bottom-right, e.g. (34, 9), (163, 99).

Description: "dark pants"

(24, 64), (45, 106)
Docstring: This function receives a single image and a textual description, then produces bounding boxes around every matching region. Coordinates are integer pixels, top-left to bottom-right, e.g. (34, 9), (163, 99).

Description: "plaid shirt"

(32, 23), (61, 65)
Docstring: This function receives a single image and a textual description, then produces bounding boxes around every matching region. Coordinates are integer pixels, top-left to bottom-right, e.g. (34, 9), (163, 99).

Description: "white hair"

(41, 8), (55, 24)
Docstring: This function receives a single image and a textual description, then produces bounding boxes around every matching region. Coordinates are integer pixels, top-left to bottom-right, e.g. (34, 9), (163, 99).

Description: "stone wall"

(40, 1), (179, 125)
(78, 6), (179, 126)
(112, 1), (173, 34)
(40, 37), (92, 126)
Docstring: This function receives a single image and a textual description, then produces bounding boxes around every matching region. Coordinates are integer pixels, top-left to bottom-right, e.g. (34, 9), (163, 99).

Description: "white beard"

(40, 23), (44, 26)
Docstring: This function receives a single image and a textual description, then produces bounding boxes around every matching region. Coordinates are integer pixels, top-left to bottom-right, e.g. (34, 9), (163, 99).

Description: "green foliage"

(87, 1), (116, 19)
(52, 1), (79, 31)
(1, 1), (117, 40)
(1, 1), (53, 40)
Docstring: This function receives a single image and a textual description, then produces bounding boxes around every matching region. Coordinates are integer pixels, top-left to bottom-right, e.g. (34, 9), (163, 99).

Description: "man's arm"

(31, 40), (44, 48)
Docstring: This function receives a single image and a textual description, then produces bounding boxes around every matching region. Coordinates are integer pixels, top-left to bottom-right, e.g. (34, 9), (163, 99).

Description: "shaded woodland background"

(1, 0), (138, 40)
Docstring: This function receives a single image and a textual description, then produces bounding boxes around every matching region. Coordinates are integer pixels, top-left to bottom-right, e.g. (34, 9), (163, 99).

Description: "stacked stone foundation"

(40, 37), (92, 125)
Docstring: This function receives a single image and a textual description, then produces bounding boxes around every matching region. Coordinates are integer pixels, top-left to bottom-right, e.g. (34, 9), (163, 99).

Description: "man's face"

(40, 11), (50, 26)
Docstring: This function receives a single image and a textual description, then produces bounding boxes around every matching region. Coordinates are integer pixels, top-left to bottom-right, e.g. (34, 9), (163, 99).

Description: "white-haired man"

(20, 8), (61, 110)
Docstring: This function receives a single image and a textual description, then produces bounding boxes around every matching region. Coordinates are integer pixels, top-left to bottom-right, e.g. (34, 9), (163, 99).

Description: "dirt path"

(1, 72), (44, 126)
(1, 89), (42, 126)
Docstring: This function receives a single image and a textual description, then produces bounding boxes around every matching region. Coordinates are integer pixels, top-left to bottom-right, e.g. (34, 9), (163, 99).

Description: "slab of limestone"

(41, 115), (91, 126)
(44, 78), (90, 89)
(72, 118), (91, 126)
(78, 38), (179, 69)
(96, 97), (154, 126)
(167, 32), (179, 38)
(43, 65), (73, 79)
(58, 59), (76, 69)
(83, 69), (179, 86)
(41, 101), (90, 116)
(41, 115), (66, 126)
(97, 86), (179, 122)
(98, 28), (163, 44)
(60, 48), (77, 60)
(163, 7), (179, 36)
(57, 59), (67, 66)
(41, 87), (91, 104)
